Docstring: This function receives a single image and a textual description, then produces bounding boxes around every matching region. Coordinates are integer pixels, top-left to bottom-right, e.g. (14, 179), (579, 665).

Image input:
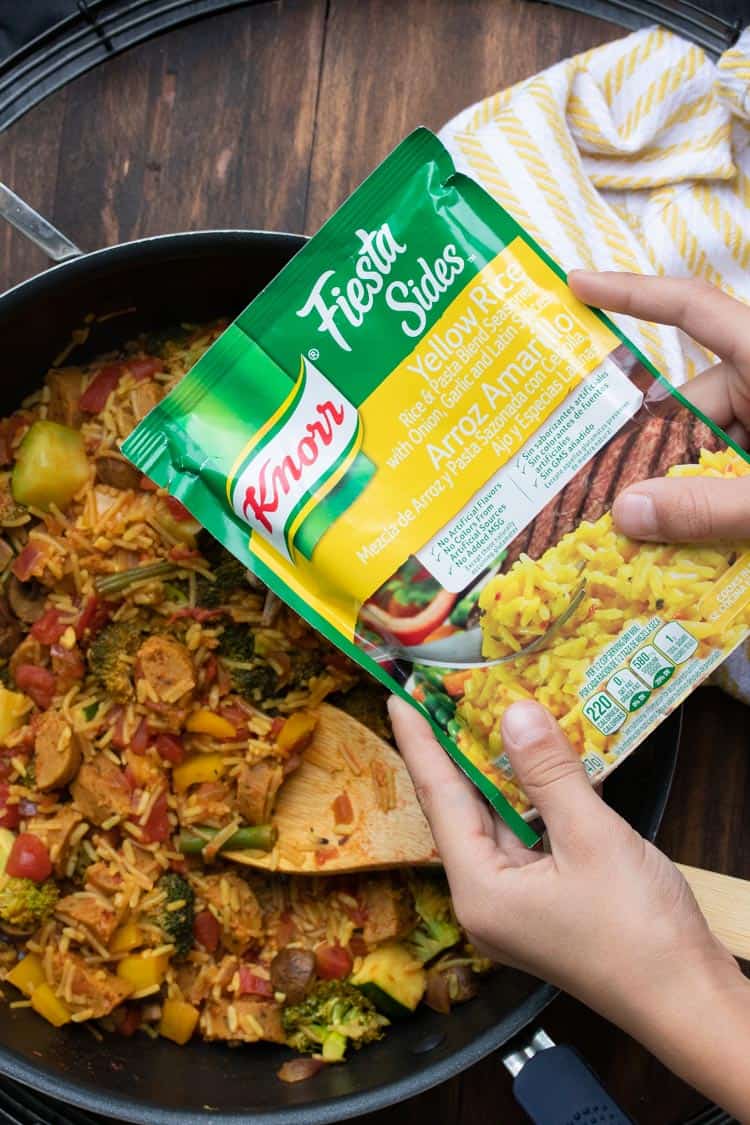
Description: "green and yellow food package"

(124, 128), (750, 845)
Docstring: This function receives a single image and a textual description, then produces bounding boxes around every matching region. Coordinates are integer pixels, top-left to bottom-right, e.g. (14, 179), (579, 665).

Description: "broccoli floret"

(196, 557), (248, 609)
(155, 872), (194, 957)
(216, 622), (280, 703)
(0, 877), (59, 933)
(408, 875), (460, 964)
(87, 620), (143, 700)
(282, 981), (387, 1056)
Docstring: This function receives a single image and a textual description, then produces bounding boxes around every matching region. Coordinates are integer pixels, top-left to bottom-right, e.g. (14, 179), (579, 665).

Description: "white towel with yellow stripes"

(440, 25), (750, 705)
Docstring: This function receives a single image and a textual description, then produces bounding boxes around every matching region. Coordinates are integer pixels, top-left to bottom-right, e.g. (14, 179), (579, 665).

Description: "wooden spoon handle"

(677, 863), (750, 961)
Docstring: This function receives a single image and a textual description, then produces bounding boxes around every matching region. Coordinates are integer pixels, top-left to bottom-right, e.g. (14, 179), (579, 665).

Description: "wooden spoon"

(227, 705), (750, 962)
(225, 704), (439, 874)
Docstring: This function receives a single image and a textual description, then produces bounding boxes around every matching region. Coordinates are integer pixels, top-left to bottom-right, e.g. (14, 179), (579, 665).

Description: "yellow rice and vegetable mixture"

(458, 448), (750, 812)
(0, 326), (483, 1070)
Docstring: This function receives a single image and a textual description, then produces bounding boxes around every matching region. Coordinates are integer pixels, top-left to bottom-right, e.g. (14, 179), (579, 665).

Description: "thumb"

(613, 475), (750, 542)
(501, 701), (604, 844)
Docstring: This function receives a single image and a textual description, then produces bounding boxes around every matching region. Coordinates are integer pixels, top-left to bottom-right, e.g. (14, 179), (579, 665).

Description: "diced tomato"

(343, 903), (368, 927)
(75, 595), (108, 640)
(166, 607), (224, 626)
(131, 717), (151, 756)
(127, 357), (162, 382)
(15, 665), (56, 709)
(270, 717), (285, 740)
(332, 792), (353, 825)
(109, 706), (127, 749)
(12, 544), (43, 582)
(114, 1005), (142, 1038)
(30, 608), (65, 645)
(165, 496), (193, 522)
(140, 790), (170, 844)
(123, 766), (137, 792)
(238, 967), (274, 998)
(314, 845), (338, 868)
(169, 857), (188, 875)
(168, 546), (200, 562)
(139, 476), (159, 491)
(0, 782), (19, 830)
(193, 909), (220, 954)
(315, 943), (352, 980)
(154, 733), (184, 765)
(6, 833), (52, 882)
(80, 365), (124, 413)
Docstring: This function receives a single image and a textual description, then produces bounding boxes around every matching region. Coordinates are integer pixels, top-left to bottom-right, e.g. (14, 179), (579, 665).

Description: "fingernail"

(502, 701), (554, 746)
(613, 491), (659, 538)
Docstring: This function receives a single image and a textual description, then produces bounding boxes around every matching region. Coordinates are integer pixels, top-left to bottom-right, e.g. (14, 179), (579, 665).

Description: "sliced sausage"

(71, 753), (132, 826)
(47, 949), (132, 1017)
(236, 759), (283, 826)
(55, 890), (119, 946)
(136, 635), (195, 705)
(27, 807), (84, 877)
(34, 711), (83, 791)
(198, 872), (263, 954)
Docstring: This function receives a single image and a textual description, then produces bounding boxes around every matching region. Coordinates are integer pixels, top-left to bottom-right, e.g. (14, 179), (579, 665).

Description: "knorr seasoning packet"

(123, 127), (750, 846)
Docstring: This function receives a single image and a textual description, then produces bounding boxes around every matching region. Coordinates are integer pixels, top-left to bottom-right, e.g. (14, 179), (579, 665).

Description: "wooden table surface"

(1, 2), (747, 1121)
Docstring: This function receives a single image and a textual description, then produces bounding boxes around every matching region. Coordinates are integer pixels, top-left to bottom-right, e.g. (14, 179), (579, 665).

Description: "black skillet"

(0, 202), (682, 1123)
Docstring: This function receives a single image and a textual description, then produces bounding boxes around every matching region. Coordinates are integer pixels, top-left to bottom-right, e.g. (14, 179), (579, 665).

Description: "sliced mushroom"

(270, 948), (316, 1003)
(7, 574), (46, 624)
(95, 455), (142, 491)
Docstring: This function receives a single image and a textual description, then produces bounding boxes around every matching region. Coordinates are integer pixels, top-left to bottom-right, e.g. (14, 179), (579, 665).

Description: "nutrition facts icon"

(629, 644), (674, 690)
(582, 691), (627, 735)
(606, 668), (651, 712)
(653, 622), (697, 665)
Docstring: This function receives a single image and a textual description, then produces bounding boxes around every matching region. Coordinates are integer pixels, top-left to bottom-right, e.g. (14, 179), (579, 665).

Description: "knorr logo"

(228, 356), (363, 563)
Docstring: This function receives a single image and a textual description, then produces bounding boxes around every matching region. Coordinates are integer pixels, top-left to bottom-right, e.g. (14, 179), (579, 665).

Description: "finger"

(568, 271), (750, 377)
(613, 475), (750, 541)
(501, 701), (604, 846)
(387, 696), (524, 871)
(671, 361), (750, 439)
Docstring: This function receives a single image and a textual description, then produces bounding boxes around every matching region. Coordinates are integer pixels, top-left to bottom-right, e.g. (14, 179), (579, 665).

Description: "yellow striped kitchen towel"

(440, 25), (750, 704)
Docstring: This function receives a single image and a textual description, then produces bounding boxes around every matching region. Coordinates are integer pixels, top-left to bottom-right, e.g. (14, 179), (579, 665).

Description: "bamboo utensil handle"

(677, 864), (750, 961)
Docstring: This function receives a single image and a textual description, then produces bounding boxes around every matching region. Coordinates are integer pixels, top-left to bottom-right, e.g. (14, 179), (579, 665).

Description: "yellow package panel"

(699, 550), (750, 628)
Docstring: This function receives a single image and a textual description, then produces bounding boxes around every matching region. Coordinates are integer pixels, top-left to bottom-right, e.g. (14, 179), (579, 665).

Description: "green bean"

(178, 824), (277, 855)
(95, 560), (178, 596)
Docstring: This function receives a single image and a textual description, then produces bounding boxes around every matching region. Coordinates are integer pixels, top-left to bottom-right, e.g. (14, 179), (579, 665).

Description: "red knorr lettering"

(242, 400), (346, 531)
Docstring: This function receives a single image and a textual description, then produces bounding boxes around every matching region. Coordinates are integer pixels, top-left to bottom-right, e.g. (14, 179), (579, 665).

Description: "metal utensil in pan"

(0, 188), (682, 1125)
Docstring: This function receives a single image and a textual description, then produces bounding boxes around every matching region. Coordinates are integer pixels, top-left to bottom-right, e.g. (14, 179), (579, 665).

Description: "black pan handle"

(503, 1029), (634, 1124)
(0, 182), (81, 262)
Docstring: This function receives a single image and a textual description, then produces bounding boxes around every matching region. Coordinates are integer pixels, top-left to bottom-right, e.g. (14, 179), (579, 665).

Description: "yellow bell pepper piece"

(185, 709), (236, 739)
(31, 983), (71, 1027)
(159, 998), (200, 1045)
(117, 953), (169, 992)
(6, 954), (45, 997)
(173, 752), (225, 793)
(0, 686), (31, 743)
(276, 710), (317, 755)
(110, 922), (144, 954)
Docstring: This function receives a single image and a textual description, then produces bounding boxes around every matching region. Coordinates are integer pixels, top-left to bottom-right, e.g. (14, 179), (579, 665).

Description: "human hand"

(568, 271), (750, 542)
(389, 695), (750, 1118)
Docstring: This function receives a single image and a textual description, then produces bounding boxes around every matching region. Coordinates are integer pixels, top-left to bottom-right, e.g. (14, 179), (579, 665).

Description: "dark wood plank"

(0, 0), (326, 288)
(305, 0), (623, 231)
(0, 93), (67, 289)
